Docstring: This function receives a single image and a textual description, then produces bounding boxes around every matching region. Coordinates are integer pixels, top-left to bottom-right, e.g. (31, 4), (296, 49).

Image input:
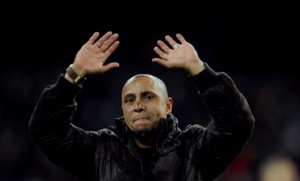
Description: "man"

(29, 31), (255, 180)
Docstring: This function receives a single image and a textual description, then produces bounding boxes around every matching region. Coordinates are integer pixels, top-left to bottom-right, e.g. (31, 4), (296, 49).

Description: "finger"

(157, 40), (172, 54)
(154, 46), (168, 59)
(176, 34), (187, 44)
(94, 31), (114, 47)
(102, 41), (120, 59)
(173, 44), (179, 49)
(165, 35), (179, 49)
(100, 62), (120, 72)
(87, 32), (100, 45)
(152, 58), (168, 67)
(100, 33), (119, 52)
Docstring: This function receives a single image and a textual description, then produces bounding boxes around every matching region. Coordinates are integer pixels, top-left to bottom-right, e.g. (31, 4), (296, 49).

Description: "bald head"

(121, 74), (173, 141)
(122, 74), (169, 100)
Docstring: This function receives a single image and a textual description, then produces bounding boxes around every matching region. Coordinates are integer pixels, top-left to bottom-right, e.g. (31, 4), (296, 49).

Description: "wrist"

(187, 61), (205, 76)
(65, 64), (86, 84)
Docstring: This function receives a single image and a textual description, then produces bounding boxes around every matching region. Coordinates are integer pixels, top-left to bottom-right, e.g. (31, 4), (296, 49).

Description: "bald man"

(29, 31), (255, 181)
(121, 74), (172, 148)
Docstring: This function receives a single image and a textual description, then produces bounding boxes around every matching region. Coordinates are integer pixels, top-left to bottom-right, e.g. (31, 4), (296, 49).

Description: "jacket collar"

(114, 114), (181, 155)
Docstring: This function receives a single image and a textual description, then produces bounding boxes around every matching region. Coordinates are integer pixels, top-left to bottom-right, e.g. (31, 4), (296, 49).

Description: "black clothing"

(29, 64), (255, 181)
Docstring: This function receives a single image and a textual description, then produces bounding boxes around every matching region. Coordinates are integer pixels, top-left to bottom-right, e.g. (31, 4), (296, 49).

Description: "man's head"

(121, 74), (173, 138)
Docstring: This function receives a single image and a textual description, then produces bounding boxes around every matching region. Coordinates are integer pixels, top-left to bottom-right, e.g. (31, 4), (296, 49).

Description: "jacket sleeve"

(28, 74), (97, 180)
(189, 63), (255, 180)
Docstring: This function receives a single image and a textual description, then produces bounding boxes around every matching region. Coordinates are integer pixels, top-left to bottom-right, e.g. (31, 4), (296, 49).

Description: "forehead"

(122, 76), (163, 97)
(122, 75), (167, 97)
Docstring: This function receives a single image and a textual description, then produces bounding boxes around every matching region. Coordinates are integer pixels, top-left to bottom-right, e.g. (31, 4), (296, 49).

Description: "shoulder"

(95, 126), (118, 137)
(180, 124), (206, 138)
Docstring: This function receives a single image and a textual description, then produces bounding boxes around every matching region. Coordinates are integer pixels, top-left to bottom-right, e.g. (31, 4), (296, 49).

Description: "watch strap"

(66, 64), (86, 84)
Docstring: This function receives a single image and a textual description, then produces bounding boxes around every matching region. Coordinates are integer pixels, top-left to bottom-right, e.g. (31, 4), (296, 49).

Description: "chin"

(132, 125), (154, 138)
(133, 123), (161, 140)
(133, 127), (151, 136)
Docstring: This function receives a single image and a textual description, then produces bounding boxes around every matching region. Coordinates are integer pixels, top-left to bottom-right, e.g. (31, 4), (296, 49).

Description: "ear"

(166, 97), (173, 114)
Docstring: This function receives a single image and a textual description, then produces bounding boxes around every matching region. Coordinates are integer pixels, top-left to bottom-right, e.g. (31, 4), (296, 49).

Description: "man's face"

(121, 76), (173, 136)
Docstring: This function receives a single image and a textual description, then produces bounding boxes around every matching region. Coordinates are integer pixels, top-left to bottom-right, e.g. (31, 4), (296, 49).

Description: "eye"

(124, 97), (134, 103)
(144, 95), (155, 101)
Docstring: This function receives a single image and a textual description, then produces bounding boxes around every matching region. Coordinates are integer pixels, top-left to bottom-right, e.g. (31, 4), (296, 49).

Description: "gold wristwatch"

(66, 64), (86, 84)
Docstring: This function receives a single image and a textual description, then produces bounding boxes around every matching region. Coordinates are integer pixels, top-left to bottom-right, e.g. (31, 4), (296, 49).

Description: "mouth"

(133, 117), (150, 123)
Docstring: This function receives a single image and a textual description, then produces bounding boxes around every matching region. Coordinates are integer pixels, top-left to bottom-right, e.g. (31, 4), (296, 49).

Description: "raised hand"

(73, 31), (120, 75)
(152, 34), (205, 75)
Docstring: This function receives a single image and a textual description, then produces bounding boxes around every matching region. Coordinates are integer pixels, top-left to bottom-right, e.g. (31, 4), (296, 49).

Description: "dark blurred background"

(1, 3), (299, 181)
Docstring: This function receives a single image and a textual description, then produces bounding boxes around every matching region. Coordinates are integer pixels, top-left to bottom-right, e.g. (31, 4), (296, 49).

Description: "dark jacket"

(28, 64), (255, 181)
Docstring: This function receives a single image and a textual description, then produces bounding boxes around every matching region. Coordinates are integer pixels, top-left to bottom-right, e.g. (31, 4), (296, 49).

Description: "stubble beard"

(132, 124), (161, 143)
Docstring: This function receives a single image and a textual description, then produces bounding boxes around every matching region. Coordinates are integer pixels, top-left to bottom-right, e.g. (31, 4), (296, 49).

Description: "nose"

(133, 100), (145, 113)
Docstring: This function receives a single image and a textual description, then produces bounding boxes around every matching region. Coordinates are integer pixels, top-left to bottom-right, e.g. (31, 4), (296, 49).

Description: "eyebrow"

(123, 91), (156, 99)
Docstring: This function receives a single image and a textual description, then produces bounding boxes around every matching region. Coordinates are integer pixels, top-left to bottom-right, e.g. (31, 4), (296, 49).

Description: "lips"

(133, 117), (150, 122)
